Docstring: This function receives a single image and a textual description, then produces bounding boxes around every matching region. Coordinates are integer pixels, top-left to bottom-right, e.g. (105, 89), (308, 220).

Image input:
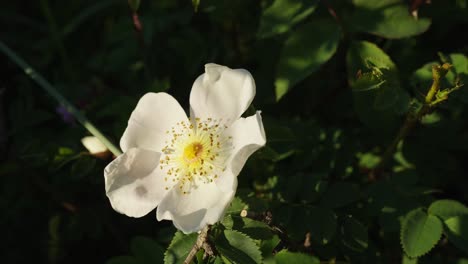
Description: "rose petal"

(215, 111), (266, 192)
(190, 64), (255, 125)
(120, 92), (189, 152)
(156, 180), (237, 234)
(105, 148), (169, 217)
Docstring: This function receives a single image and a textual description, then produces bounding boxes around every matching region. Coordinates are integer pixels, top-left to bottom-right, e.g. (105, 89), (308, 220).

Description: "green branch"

(0, 41), (122, 156)
(376, 63), (454, 171)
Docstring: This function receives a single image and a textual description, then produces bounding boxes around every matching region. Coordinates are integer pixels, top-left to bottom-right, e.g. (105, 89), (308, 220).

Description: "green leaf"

(274, 250), (320, 264)
(164, 232), (198, 264)
(225, 197), (248, 215)
(214, 230), (262, 264)
(446, 53), (468, 103)
(308, 207), (337, 245)
(347, 41), (397, 87)
(401, 208), (443, 258)
(444, 215), (468, 254)
(275, 17), (341, 100)
(211, 257), (224, 264)
(428, 199), (468, 220)
(351, 0), (431, 39)
(131, 236), (164, 264)
(347, 41), (408, 131)
(341, 215), (368, 252)
(320, 182), (360, 208)
(259, 235), (280, 263)
(445, 215), (468, 239)
(257, 0), (318, 38)
(223, 215), (273, 240)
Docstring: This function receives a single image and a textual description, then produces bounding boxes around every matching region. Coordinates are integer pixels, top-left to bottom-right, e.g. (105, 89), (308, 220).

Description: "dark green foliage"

(2, 0), (468, 263)
(341, 215), (369, 253)
(107, 236), (165, 264)
(275, 16), (341, 100)
(350, 0), (431, 39)
(164, 232), (198, 264)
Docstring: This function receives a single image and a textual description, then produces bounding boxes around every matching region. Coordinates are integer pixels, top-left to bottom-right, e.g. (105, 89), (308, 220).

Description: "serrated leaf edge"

(164, 231), (197, 264)
(400, 209), (443, 258)
(221, 229), (264, 264)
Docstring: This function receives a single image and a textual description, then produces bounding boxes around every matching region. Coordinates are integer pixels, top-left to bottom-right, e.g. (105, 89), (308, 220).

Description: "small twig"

(240, 209), (273, 225)
(184, 225), (211, 264)
(373, 63), (451, 175)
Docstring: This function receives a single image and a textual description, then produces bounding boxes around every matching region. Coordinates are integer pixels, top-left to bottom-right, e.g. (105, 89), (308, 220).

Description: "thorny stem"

(425, 63), (450, 103)
(375, 63), (453, 172)
(0, 41), (122, 156)
(184, 225), (211, 264)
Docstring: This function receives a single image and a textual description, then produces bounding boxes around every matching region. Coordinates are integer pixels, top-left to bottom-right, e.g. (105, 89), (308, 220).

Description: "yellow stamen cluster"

(160, 118), (232, 194)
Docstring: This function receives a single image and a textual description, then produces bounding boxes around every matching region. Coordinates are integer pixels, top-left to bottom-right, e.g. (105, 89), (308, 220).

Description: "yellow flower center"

(159, 118), (233, 194)
(183, 142), (204, 164)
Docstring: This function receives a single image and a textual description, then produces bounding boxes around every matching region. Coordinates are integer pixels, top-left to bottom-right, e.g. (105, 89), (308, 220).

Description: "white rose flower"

(104, 63), (266, 234)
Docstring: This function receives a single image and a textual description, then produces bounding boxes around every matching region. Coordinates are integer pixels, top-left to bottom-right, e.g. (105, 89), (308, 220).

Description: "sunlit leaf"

(445, 215), (468, 239)
(401, 208), (443, 258)
(429, 199), (468, 220)
(260, 235), (280, 264)
(444, 215), (468, 254)
(225, 197), (248, 215)
(223, 215), (273, 240)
